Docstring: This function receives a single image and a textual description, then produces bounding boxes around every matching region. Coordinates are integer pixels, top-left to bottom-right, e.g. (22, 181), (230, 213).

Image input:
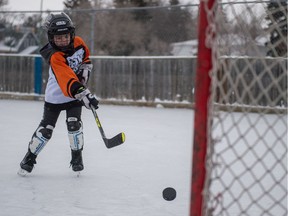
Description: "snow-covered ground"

(0, 100), (193, 216)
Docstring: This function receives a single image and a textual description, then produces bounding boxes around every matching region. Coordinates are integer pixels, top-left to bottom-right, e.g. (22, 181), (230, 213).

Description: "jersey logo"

(66, 48), (85, 72)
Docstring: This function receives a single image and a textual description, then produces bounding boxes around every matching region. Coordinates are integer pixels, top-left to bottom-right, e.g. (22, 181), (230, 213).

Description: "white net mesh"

(203, 1), (287, 215)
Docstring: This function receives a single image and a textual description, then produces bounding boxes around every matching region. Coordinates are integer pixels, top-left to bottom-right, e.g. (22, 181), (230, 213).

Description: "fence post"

(34, 56), (42, 94)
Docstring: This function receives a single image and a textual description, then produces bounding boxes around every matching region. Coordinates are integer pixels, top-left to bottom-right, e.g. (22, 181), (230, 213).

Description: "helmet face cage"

(43, 12), (75, 51)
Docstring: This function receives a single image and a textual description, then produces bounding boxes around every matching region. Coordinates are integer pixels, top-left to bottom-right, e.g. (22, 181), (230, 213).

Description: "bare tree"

(63, 0), (93, 45)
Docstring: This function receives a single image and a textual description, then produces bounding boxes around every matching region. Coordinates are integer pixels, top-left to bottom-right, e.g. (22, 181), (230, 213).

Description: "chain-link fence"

(0, 4), (198, 56)
(1, 2), (286, 57)
(0, 3), (286, 108)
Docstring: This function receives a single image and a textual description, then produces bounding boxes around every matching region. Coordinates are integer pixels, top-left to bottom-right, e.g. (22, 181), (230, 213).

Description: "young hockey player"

(18, 12), (98, 175)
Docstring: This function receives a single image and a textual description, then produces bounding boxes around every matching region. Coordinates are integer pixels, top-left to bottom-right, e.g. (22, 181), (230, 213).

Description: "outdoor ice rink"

(0, 99), (193, 216)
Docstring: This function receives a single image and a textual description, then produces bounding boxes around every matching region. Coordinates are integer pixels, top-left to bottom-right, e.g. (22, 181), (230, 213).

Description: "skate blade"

(17, 168), (29, 177)
(76, 171), (81, 177)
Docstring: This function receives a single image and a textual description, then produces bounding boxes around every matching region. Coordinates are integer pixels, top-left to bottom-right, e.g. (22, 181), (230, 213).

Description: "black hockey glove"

(76, 63), (93, 86)
(75, 87), (99, 110)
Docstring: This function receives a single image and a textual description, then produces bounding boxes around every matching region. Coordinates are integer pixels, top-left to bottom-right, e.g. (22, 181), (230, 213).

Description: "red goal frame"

(190, 0), (216, 216)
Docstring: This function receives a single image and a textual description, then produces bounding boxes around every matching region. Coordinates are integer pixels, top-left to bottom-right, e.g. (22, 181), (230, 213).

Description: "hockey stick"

(91, 106), (125, 148)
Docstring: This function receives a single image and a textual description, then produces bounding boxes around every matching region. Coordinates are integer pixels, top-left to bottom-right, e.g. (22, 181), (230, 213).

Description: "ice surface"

(0, 100), (193, 216)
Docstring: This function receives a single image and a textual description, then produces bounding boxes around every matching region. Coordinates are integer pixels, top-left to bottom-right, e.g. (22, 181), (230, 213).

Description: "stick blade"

(105, 132), (125, 149)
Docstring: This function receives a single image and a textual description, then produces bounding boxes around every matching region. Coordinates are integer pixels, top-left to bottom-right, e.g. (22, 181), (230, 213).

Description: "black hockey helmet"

(43, 12), (75, 51)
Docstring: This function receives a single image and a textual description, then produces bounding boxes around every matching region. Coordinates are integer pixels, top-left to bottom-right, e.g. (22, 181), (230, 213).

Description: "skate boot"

(18, 150), (37, 175)
(70, 149), (84, 172)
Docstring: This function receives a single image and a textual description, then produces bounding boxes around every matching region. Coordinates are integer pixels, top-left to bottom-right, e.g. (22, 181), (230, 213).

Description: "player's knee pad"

(67, 117), (84, 150)
(29, 125), (54, 155)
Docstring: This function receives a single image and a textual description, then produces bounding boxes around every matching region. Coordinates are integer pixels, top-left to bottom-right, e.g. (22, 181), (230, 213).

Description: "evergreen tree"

(265, 0), (287, 57)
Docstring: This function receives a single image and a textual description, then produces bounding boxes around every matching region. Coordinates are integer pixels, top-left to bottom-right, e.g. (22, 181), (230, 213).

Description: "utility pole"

(90, 0), (98, 55)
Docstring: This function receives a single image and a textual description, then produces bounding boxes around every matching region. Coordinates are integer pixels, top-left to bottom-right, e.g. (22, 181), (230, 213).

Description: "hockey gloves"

(75, 87), (99, 110)
(76, 63), (93, 86)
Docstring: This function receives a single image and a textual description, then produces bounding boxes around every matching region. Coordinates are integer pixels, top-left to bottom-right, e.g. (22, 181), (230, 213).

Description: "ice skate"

(18, 150), (37, 176)
(70, 149), (84, 172)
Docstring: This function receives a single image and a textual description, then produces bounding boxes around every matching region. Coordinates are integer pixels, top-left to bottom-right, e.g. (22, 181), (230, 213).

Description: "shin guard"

(29, 125), (54, 155)
(67, 117), (84, 150)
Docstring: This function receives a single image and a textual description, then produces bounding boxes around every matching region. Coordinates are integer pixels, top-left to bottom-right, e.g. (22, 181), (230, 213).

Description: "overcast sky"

(6, 0), (193, 11)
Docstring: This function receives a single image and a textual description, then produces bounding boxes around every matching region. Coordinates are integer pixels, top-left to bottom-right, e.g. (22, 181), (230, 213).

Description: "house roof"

(19, 45), (39, 54)
(0, 32), (39, 54)
(170, 39), (198, 56)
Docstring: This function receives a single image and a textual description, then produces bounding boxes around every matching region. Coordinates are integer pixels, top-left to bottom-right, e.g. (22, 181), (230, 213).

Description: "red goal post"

(191, 0), (287, 216)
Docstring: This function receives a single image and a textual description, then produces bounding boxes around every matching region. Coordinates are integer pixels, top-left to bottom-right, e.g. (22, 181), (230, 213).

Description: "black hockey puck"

(162, 187), (176, 201)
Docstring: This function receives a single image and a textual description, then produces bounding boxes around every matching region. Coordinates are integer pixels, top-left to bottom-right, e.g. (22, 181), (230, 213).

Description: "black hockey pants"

(39, 101), (83, 128)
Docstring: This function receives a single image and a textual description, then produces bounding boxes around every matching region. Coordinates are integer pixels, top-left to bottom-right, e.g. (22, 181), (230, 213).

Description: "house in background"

(170, 34), (268, 57)
(0, 27), (40, 54)
(217, 34), (269, 57)
(170, 39), (198, 56)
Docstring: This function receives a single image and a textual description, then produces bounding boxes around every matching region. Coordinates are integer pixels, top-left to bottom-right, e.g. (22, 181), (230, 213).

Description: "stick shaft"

(91, 107), (107, 139)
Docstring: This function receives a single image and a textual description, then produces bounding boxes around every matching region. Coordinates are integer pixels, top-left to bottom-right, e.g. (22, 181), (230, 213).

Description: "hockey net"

(191, 1), (287, 216)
